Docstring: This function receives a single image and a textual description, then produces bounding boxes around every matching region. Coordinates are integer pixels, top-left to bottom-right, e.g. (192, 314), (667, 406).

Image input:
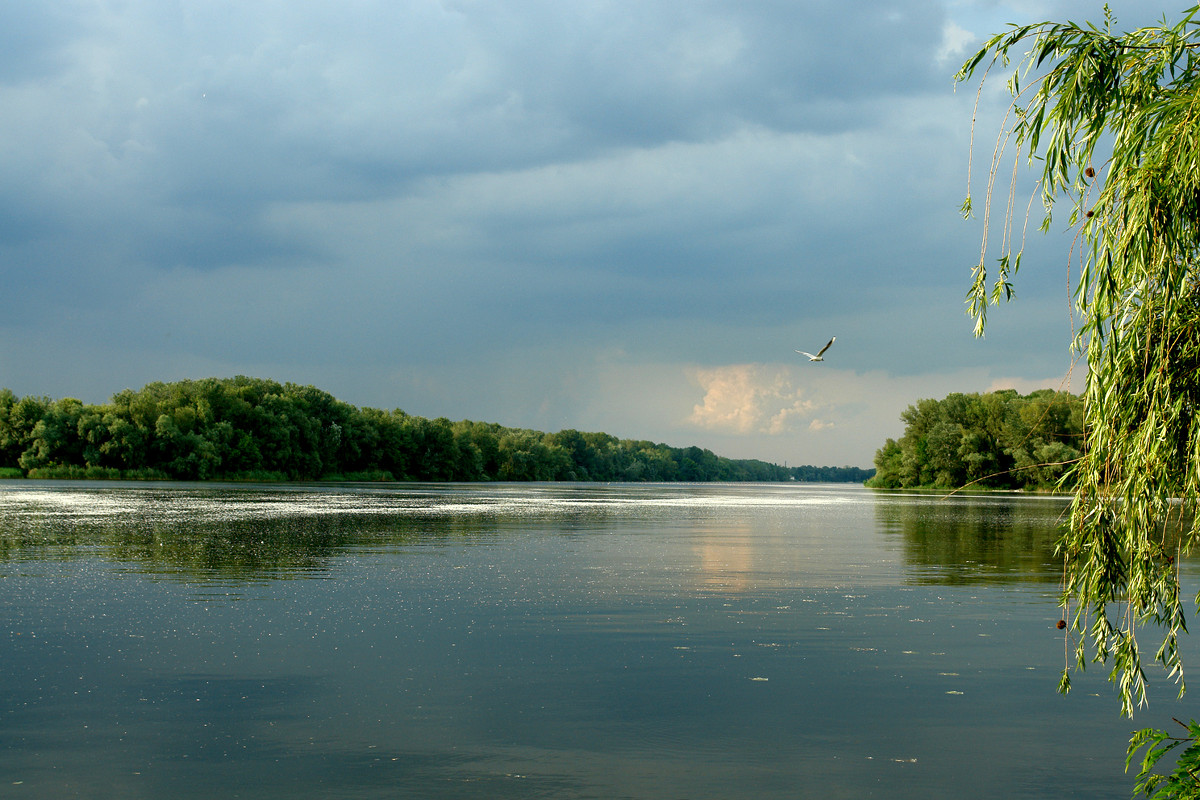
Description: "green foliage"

(959, 3), (1200, 713)
(1129, 721), (1200, 800)
(959, 6), (1200, 795)
(0, 376), (869, 485)
(866, 389), (1082, 491)
(25, 465), (122, 480)
(789, 464), (875, 483)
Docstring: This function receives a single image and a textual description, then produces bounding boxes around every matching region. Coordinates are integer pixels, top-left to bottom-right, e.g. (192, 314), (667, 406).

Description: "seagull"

(796, 337), (835, 361)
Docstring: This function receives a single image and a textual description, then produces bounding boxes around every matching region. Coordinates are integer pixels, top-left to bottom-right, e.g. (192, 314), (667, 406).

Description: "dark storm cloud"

(4, 1), (950, 203)
(439, 0), (950, 144)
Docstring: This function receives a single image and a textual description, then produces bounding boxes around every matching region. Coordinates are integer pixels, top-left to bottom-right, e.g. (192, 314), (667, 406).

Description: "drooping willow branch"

(957, 4), (1200, 717)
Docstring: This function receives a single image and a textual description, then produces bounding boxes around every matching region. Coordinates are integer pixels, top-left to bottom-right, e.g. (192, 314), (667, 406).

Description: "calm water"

(0, 481), (1191, 799)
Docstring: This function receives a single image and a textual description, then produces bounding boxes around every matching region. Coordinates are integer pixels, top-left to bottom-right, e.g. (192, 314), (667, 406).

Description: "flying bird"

(796, 337), (835, 361)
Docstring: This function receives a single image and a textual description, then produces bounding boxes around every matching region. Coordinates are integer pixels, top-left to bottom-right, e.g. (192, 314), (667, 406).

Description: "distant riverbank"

(1, 377), (874, 484)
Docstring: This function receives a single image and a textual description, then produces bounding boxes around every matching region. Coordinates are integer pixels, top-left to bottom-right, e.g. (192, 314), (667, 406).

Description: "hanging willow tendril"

(956, 3), (1200, 732)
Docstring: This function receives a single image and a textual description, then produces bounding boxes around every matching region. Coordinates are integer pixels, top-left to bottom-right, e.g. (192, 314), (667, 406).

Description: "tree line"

(0, 376), (873, 484)
(866, 388), (1083, 491)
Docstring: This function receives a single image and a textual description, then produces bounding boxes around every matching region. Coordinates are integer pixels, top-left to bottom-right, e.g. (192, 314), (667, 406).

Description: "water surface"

(0, 481), (1188, 798)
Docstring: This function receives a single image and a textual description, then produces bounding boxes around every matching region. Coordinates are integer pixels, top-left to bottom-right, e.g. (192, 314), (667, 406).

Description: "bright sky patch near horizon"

(0, 1), (1163, 467)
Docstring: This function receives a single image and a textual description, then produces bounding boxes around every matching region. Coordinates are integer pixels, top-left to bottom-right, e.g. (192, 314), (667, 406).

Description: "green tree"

(958, 6), (1200, 794)
(867, 390), (1079, 491)
(0, 391), (47, 467)
(19, 398), (86, 471)
(0, 377), (856, 485)
(869, 439), (904, 487)
(495, 430), (572, 481)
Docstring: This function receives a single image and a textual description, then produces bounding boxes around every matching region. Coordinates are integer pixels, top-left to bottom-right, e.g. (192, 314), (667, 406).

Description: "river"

(0, 481), (1188, 798)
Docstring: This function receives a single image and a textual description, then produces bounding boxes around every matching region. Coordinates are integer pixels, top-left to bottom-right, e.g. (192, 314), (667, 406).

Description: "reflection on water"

(0, 480), (1177, 799)
(694, 525), (757, 592)
(873, 490), (1070, 584)
(0, 483), (564, 580)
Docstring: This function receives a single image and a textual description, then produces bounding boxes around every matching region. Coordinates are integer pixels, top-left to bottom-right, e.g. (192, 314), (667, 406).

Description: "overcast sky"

(0, 1), (1172, 468)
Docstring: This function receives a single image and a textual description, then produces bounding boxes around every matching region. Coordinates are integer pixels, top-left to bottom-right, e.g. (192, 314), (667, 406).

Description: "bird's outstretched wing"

(796, 337), (835, 361)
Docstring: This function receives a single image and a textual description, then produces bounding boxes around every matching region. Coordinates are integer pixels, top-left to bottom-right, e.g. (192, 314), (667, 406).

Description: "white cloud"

(688, 364), (816, 434)
(936, 21), (975, 65)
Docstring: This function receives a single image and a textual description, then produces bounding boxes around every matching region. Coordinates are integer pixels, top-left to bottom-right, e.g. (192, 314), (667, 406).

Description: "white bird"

(796, 337), (835, 361)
